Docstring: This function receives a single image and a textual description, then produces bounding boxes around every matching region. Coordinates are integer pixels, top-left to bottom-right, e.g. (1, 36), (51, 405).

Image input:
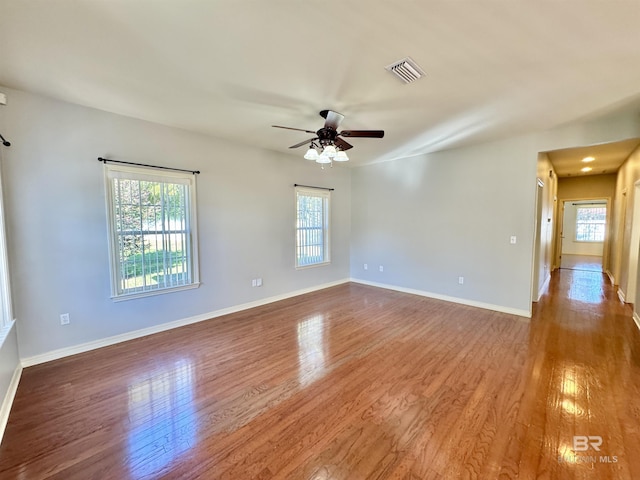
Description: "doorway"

(558, 199), (608, 273)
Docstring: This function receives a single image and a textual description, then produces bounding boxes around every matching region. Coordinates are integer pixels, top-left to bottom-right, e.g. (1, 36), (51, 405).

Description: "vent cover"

(385, 57), (425, 84)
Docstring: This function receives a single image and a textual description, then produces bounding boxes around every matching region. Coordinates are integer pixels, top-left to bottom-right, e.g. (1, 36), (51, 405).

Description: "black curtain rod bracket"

(98, 157), (200, 175)
(0, 133), (10, 147)
(294, 183), (334, 191)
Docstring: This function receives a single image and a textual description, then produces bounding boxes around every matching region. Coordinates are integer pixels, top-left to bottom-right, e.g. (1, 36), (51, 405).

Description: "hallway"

(523, 268), (640, 479)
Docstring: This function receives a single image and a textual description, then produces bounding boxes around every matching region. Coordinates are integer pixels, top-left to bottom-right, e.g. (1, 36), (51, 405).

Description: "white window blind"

(104, 164), (199, 300)
(295, 187), (330, 268)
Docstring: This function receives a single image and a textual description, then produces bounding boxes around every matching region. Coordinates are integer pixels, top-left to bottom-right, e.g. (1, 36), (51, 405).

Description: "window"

(575, 205), (606, 242)
(104, 165), (199, 300)
(295, 187), (330, 268)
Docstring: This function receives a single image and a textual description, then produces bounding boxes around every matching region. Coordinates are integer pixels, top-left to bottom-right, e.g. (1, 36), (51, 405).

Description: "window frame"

(0, 158), (14, 342)
(574, 204), (606, 243)
(104, 164), (200, 301)
(295, 187), (331, 269)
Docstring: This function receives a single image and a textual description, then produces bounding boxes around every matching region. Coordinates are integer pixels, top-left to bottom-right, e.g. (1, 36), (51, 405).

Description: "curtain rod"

(98, 157), (200, 175)
(572, 202), (606, 206)
(294, 183), (334, 191)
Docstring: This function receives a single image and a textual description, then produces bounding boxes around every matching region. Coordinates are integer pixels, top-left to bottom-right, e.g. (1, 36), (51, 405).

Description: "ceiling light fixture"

(582, 156), (595, 163)
(302, 141), (350, 168)
(581, 166), (592, 172)
(316, 152), (332, 164)
(334, 151), (349, 162)
(304, 146), (319, 161)
(323, 145), (337, 159)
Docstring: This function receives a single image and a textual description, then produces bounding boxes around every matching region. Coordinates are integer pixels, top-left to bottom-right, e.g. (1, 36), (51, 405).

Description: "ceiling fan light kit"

(304, 147), (319, 161)
(316, 153), (332, 164)
(334, 151), (349, 162)
(273, 110), (384, 168)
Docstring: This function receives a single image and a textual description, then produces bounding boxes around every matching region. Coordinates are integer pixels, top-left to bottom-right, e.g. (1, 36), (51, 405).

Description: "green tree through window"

(296, 187), (330, 268)
(575, 205), (606, 242)
(105, 165), (199, 299)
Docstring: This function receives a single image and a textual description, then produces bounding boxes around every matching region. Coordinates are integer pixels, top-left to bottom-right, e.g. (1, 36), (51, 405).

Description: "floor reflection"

(297, 314), (327, 387)
(565, 270), (605, 304)
(127, 358), (196, 479)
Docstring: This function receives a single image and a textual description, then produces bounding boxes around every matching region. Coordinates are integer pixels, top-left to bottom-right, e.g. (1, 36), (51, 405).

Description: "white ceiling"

(545, 138), (640, 178)
(1, 1), (640, 167)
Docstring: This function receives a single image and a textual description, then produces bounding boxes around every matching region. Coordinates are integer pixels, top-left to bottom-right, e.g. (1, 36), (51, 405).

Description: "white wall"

(611, 143), (640, 304)
(350, 107), (640, 316)
(561, 202), (605, 256)
(0, 86), (351, 360)
(350, 136), (539, 316)
(534, 153), (557, 300)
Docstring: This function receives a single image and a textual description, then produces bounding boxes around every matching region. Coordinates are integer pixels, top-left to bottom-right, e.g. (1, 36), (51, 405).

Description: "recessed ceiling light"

(582, 156), (595, 163)
(581, 166), (592, 172)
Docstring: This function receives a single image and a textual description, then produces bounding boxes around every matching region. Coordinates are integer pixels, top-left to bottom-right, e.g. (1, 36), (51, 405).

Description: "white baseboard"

(605, 270), (615, 285)
(0, 363), (22, 445)
(618, 288), (626, 303)
(634, 312), (640, 332)
(536, 274), (551, 302)
(350, 278), (531, 318)
(21, 278), (350, 367)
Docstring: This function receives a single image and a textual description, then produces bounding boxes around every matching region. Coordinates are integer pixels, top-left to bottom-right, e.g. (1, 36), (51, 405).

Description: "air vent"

(385, 57), (425, 84)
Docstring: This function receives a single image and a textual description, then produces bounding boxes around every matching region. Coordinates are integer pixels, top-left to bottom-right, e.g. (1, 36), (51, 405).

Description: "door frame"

(554, 196), (612, 272)
(624, 181), (640, 304)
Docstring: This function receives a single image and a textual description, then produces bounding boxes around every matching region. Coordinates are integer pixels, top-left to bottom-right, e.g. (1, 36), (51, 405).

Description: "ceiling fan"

(272, 110), (384, 164)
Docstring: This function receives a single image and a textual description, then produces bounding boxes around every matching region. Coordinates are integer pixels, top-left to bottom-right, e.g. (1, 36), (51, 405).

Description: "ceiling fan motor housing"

(317, 127), (338, 146)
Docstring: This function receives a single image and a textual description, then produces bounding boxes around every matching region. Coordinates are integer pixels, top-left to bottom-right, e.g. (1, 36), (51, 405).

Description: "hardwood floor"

(560, 254), (603, 272)
(1, 272), (640, 479)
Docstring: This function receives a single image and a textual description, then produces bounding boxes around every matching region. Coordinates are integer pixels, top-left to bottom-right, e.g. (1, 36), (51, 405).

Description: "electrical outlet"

(379, 265), (384, 272)
(60, 313), (70, 325)
(510, 235), (517, 244)
(364, 263), (368, 270)
(251, 279), (256, 287)
(256, 278), (262, 287)
(458, 276), (464, 285)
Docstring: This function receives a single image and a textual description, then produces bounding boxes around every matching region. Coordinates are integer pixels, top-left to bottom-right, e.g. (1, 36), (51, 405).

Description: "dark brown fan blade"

(289, 137), (318, 149)
(272, 125), (317, 134)
(334, 137), (353, 151)
(319, 110), (344, 130)
(339, 130), (385, 138)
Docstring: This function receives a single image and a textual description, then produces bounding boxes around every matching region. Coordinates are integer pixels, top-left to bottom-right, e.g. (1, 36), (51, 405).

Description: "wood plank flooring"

(1, 271), (639, 479)
(560, 254), (603, 272)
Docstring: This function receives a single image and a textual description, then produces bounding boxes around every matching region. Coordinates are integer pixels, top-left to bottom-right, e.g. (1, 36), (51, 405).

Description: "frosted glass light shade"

(322, 145), (337, 159)
(316, 153), (332, 164)
(304, 148), (319, 160)
(334, 150), (349, 162)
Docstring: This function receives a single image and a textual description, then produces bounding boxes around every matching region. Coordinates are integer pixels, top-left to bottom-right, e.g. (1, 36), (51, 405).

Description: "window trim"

(0, 157), (14, 344)
(104, 164), (200, 301)
(295, 186), (331, 269)
(574, 204), (606, 244)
